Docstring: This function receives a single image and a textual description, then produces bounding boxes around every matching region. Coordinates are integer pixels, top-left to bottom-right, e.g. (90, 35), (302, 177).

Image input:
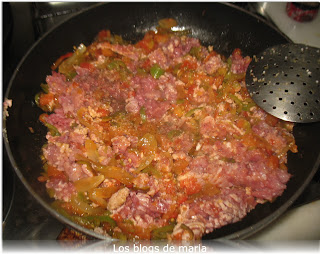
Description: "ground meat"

(162, 36), (201, 63)
(189, 156), (209, 173)
(125, 97), (140, 114)
(252, 121), (289, 154)
(175, 188), (257, 239)
(45, 109), (73, 132)
(131, 75), (172, 119)
(230, 48), (251, 74)
(46, 178), (76, 202)
(107, 187), (130, 211)
(148, 48), (169, 69)
(203, 53), (226, 75)
(97, 42), (145, 61)
(200, 116), (242, 139)
(111, 136), (131, 154)
(114, 192), (168, 229)
(37, 21), (297, 240)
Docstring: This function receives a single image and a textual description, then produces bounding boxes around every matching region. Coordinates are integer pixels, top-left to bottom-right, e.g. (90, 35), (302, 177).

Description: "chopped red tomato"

(47, 165), (67, 180)
(180, 177), (202, 196)
(265, 114), (279, 127)
(268, 155), (279, 169)
(96, 107), (108, 117)
(80, 62), (95, 71)
(98, 29), (111, 41)
(181, 59), (198, 70)
(51, 52), (73, 70)
(136, 31), (155, 53)
(39, 93), (56, 110)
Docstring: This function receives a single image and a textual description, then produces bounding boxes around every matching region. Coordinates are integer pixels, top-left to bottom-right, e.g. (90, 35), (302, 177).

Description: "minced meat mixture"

(36, 19), (297, 240)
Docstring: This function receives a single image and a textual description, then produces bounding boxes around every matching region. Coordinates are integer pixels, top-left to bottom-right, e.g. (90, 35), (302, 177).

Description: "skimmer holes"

(245, 43), (320, 122)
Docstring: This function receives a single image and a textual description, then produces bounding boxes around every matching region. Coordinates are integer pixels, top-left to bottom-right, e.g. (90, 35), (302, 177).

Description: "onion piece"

(74, 175), (105, 192)
(85, 139), (100, 162)
(136, 133), (157, 172)
(70, 194), (104, 215)
(59, 43), (87, 78)
(88, 186), (121, 208)
(95, 166), (133, 186)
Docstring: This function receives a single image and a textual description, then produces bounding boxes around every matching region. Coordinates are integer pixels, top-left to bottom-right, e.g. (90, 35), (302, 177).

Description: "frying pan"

(3, 2), (320, 240)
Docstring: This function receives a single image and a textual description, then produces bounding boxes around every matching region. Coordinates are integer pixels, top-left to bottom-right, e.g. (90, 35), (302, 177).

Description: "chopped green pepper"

(34, 93), (41, 107)
(85, 215), (117, 228)
(185, 107), (203, 117)
(59, 43), (86, 79)
(242, 100), (256, 111)
(140, 106), (147, 123)
(40, 83), (49, 93)
(113, 231), (127, 241)
(107, 59), (126, 71)
(150, 64), (165, 79)
(229, 94), (255, 113)
(44, 122), (61, 136)
(46, 188), (55, 198)
(151, 223), (176, 240)
(221, 157), (236, 163)
(176, 99), (185, 104)
(189, 46), (202, 60)
(167, 129), (183, 140)
(180, 224), (194, 239)
(141, 165), (162, 179)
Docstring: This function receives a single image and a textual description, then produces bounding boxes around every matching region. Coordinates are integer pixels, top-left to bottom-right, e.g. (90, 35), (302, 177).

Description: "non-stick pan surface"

(4, 3), (320, 240)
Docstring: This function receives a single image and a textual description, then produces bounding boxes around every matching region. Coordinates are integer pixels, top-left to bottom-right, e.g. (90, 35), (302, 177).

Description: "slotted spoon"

(246, 43), (320, 123)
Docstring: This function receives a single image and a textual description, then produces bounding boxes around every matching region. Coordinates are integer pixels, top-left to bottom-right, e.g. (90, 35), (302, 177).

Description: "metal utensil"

(246, 43), (320, 123)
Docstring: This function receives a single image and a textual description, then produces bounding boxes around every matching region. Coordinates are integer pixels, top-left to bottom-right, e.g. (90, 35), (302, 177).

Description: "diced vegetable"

(70, 193), (105, 215)
(51, 52), (73, 71)
(151, 223), (176, 240)
(89, 186), (120, 200)
(77, 160), (95, 174)
(94, 165), (134, 186)
(179, 224), (194, 240)
(40, 83), (49, 93)
(107, 59), (126, 71)
(35, 93), (56, 112)
(34, 93), (40, 107)
(167, 129), (183, 140)
(38, 114), (61, 136)
(59, 44), (87, 79)
(85, 139), (100, 162)
(141, 165), (162, 179)
(75, 153), (134, 186)
(136, 133), (157, 172)
(172, 159), (189, 175)
(176, 99), (185, 104)
(45, 123), (60, 136)
(158, 18), (178, 30)
(140, 106), (147, 123)
(73, 175), (105, 192)
(221, 157), (236, 163)
(150, 64), (165, 79)
(189, 46), (202, 60)
(136, 155), (155, 173)
(85, 215), (117, 228)
(185, 107), (203, 117)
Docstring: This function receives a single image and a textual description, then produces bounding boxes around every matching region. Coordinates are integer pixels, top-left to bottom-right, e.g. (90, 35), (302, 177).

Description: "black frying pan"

(4, 2), (320, 240)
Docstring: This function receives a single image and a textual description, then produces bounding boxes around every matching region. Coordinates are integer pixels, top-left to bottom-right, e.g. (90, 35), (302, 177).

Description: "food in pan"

(36, 19), (297, 240)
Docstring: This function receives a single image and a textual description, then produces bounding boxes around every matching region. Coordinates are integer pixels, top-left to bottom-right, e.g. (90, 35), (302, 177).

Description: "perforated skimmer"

(246, 43), (320, 123)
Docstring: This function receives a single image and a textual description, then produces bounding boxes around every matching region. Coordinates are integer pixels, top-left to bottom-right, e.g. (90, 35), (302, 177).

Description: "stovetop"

(2, 2), (320, 250)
